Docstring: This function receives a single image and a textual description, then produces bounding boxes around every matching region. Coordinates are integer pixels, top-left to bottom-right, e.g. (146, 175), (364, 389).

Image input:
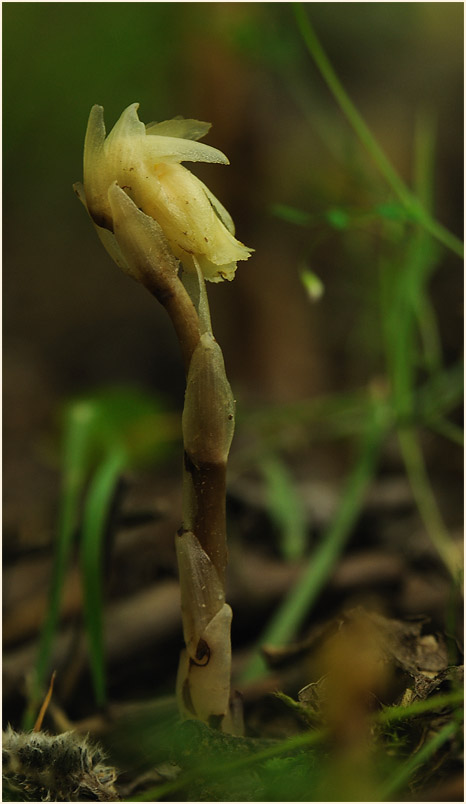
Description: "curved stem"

(139, 270), (201, 375)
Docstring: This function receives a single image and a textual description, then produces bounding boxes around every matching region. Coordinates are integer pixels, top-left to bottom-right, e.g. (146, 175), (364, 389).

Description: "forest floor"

(3, 422), (463, 802)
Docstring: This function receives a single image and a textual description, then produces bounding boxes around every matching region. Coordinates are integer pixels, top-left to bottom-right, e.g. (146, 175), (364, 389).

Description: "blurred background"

(3, 0), (463, 760)
(4, 3), (462, 401)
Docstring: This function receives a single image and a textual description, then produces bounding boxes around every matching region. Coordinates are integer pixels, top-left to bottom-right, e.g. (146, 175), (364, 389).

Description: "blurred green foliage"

(240, 4), (462, 679)
(23, 388), (179, 728)
(261, 455), (308, 561)
(117, 689), (462, 801)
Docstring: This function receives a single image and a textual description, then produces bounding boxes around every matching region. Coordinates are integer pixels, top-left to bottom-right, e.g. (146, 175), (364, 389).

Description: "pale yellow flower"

(74, 103), (252, 282)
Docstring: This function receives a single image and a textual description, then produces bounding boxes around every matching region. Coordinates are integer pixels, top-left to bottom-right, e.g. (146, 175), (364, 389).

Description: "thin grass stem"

(398, 427), (461, 579)
(240, 399), (389, 682)
(425, 416), (464, 447)
(292, 3), (463, 259)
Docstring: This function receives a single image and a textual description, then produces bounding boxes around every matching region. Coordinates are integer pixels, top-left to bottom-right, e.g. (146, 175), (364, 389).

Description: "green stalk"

(81, 447), (127, 707)
(292, 2), (463, 259)
(240, 398), (389, 682)
(398, 427), (461, 578)
(381, 106), (460, 579)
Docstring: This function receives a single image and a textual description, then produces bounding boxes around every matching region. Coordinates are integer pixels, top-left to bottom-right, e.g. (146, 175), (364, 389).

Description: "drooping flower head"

(74, 103), (252, 282)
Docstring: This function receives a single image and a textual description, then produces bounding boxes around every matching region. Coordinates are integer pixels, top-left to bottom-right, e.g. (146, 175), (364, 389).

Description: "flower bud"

(75, 103), (252, 282)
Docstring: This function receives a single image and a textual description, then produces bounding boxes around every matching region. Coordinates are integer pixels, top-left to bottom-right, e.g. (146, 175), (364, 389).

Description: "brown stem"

(183, 454), (228, 583)
(143, 273), (230, 582)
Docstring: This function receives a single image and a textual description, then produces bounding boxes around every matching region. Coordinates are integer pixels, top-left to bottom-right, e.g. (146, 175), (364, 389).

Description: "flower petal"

(141, 163), (249, 267)
(83, 105), (112, 228)
(195, 255), (239, 283)
(104, 102), (145, 147)
(83, 105), (106, 167)
(146, 117), (211, 141)
(73, 180), (88, 208)
(195, 179), (236, 234)
(142, 135), (229, 165)
(84, 104), (147, 229)
(107, 105), (226, 164)
(95, 222), (133, 275)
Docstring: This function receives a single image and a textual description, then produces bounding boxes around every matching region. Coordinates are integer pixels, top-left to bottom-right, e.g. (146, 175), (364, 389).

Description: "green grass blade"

(240, 399), (389, 682)
(22, 403), (95, 729)
(383, 269), (460, 577)
(292, 2), (463, 259)
(377, 107), (460, 580)
(377, 688), (463, 727)
(425, 416), (464, 447)
(398, 427), (461, 579)
(22, 388), (176, 728)
(270, 202), (313, 226)
(236, 363), (460, 460)
(416, 294), (443, 375)
(261, 456), (308, 561)
(414, 108), (436, 214)
(416, 361), (463, 422)
(412, 110), (444, 375)
(81, 447), (127, 707)
(379, 720), (459, 800)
